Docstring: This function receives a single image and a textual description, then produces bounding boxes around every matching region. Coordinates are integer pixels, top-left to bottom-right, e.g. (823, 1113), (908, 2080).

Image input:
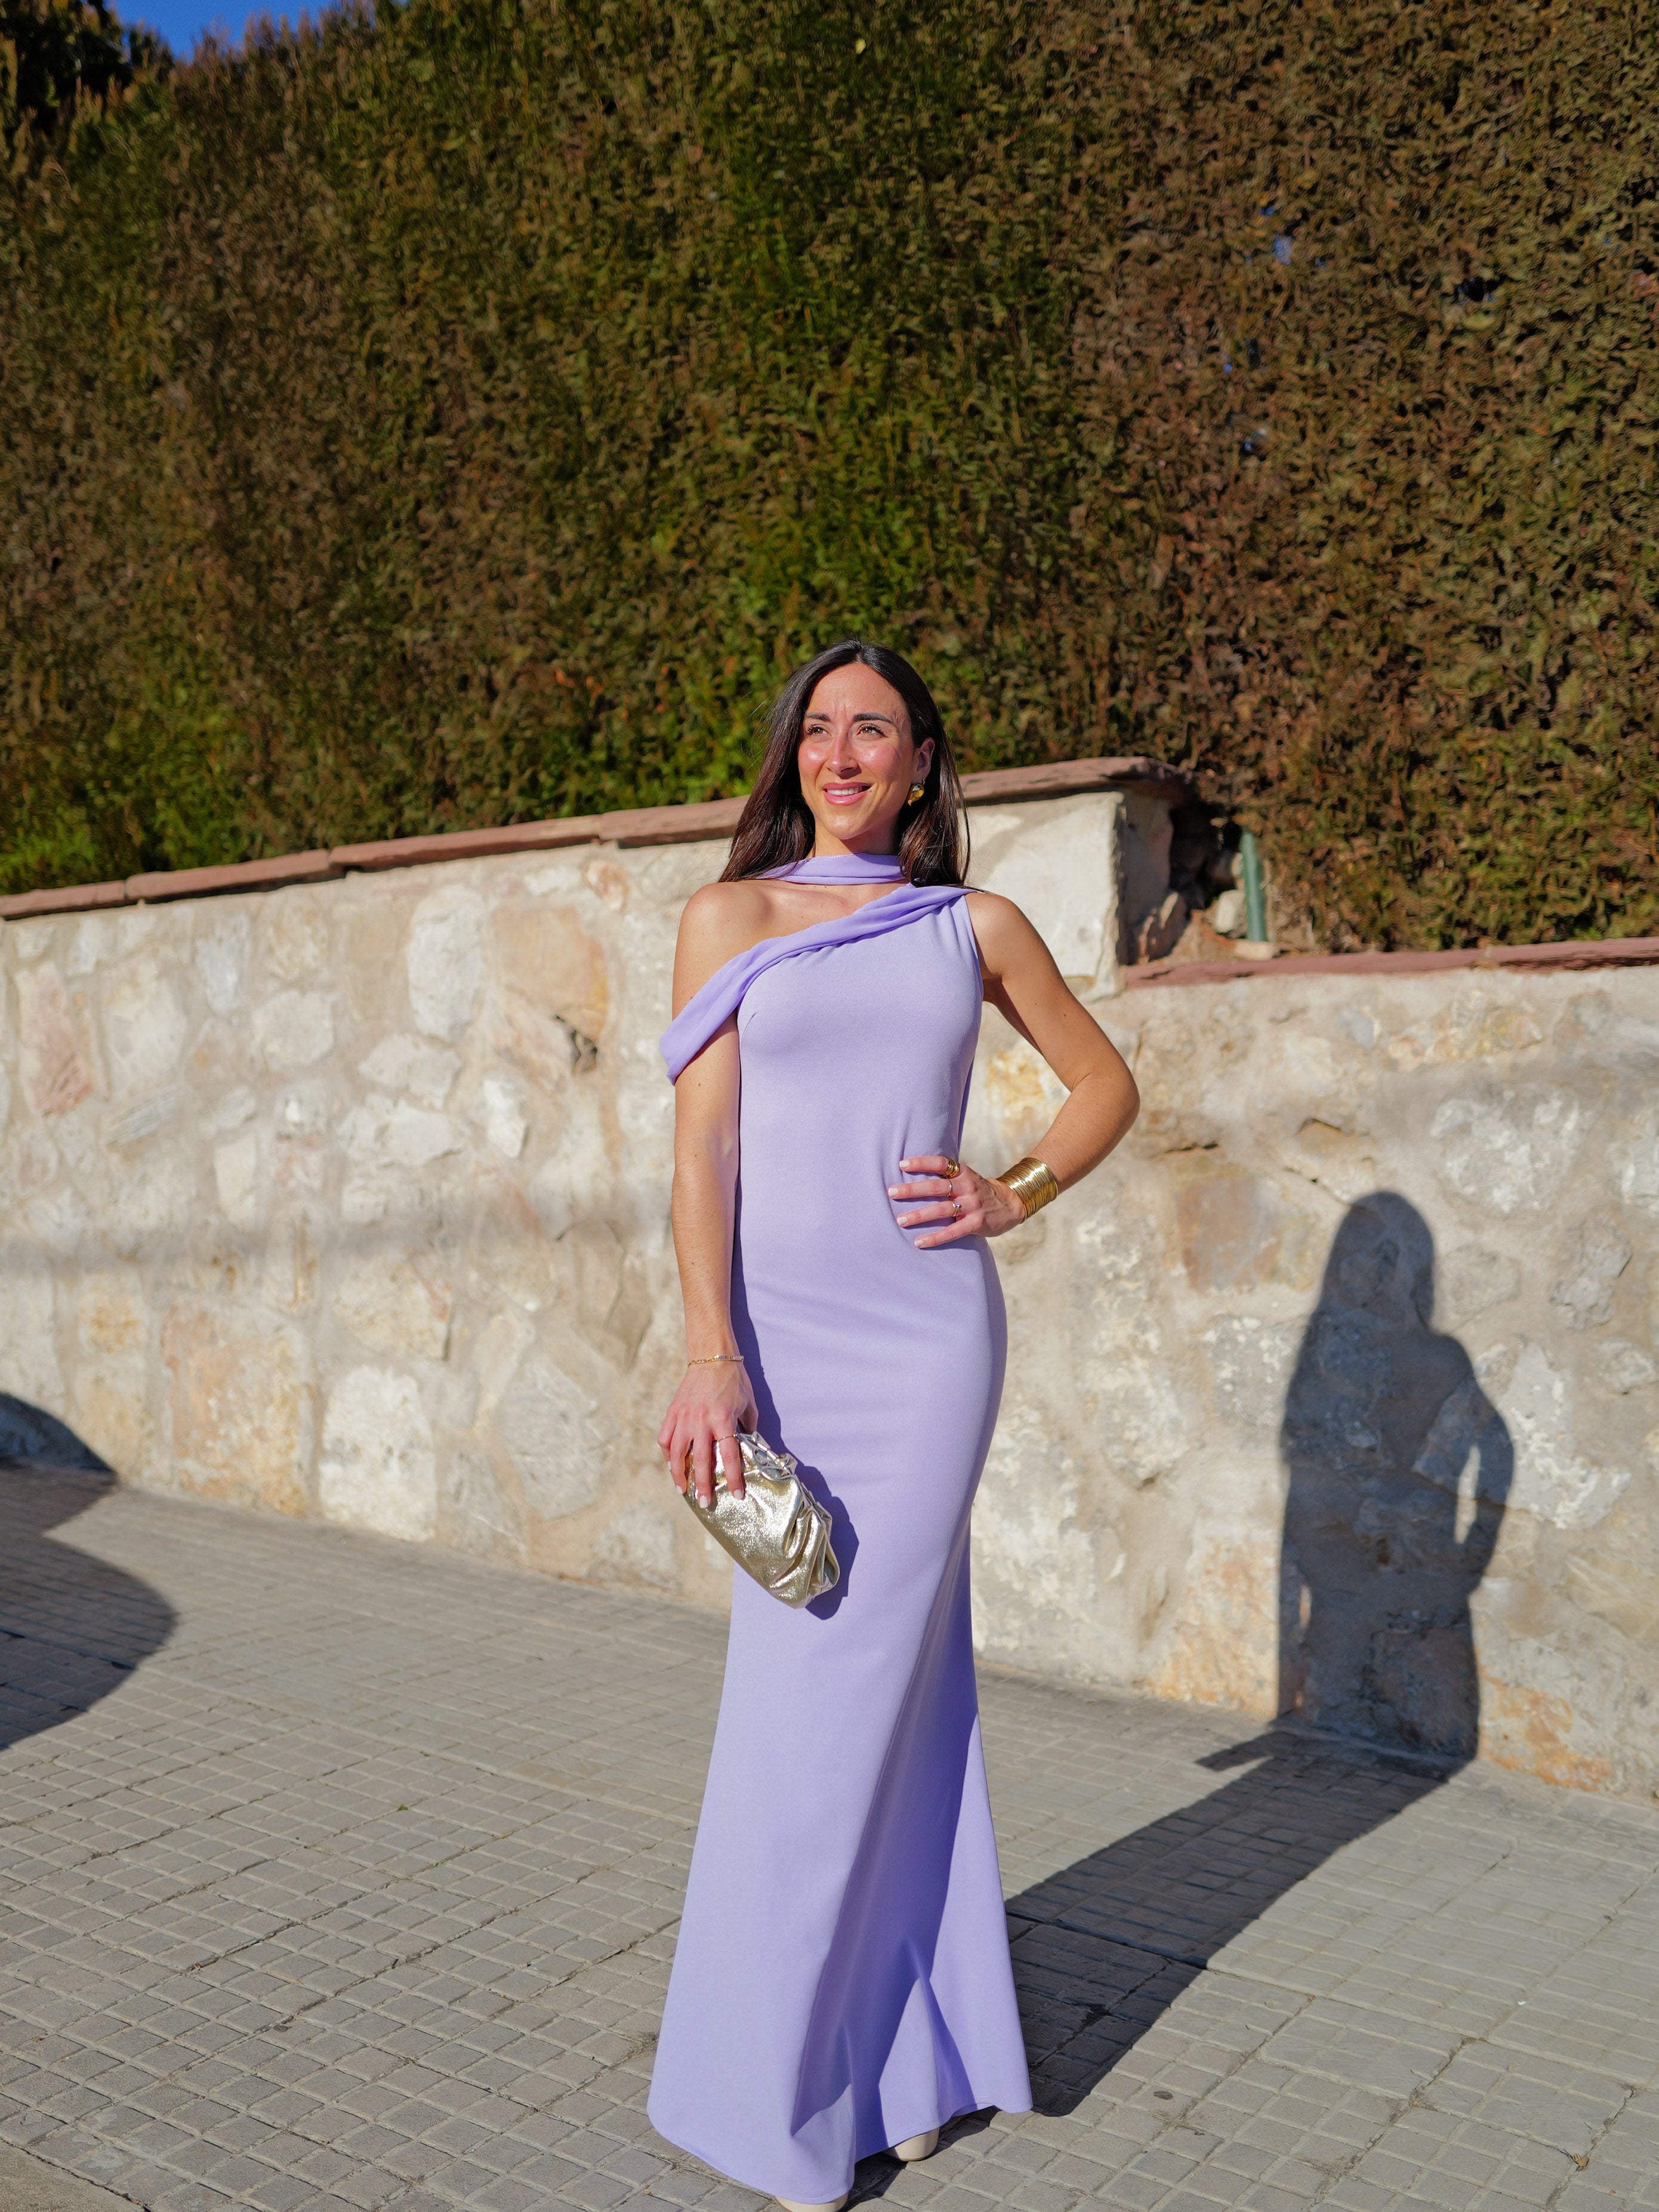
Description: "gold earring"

(906, 781), (926, 806)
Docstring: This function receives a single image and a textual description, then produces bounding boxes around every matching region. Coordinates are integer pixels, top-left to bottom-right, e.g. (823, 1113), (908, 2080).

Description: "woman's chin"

(813, 812), (899, 844)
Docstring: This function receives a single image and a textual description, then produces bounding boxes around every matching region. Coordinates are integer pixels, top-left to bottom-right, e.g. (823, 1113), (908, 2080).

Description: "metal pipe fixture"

(1240, 829), (1269, 943)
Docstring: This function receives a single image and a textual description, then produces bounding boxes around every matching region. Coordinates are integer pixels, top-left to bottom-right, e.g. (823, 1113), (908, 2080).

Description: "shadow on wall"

(0, 1403), (177, 1756)
(1001, 1192), (1513, 2117)
(1280, 1190), (1512, 1758)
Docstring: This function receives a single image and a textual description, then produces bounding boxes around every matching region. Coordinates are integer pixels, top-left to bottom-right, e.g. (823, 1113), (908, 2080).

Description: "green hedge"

(4, 0), (1657, 948)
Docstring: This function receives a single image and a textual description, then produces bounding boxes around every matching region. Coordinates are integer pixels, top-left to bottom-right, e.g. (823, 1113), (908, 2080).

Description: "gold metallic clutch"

(681, 1432), (839, 1607)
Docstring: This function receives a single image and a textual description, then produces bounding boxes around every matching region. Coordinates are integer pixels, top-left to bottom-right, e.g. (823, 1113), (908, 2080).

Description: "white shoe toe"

(891, 2127), (941, 2162)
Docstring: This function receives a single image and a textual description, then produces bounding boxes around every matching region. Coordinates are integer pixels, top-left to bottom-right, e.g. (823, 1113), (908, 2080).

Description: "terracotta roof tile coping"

(2, 759), (1654, 979)
(329, 795), (749, 871)
(0, 878), (132, 918)
(1127, 936), (1659, 988)
(964, 757), (1192, 810)
(124, 850), (344, 903)
(0, 756), (1192, 920)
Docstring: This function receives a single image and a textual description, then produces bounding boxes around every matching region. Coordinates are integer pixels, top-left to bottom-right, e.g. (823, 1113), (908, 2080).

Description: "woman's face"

(796, 663), (933, 854)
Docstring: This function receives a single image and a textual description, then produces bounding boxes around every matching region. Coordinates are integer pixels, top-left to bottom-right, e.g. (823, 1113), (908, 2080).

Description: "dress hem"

(647, 2096), (1034, 2201)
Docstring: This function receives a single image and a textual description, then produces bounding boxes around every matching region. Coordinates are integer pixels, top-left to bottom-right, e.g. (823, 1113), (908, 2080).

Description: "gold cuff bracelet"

(999, 1156), (1060, 1220)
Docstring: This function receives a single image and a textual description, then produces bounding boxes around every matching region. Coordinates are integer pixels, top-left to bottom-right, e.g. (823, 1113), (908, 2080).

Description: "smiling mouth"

(822, 782), (872, 803)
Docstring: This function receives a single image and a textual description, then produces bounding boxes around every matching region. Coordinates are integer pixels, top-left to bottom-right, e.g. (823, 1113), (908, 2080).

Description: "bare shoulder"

(964, 888), (1051, 979)
(674, 880), (776, 1004)
(679, 878), (771, 947)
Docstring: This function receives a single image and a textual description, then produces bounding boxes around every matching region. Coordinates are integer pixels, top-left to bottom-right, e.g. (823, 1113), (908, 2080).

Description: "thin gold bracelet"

(686, 1352), (746, 1368)
(998, 1156), (1060, 1221)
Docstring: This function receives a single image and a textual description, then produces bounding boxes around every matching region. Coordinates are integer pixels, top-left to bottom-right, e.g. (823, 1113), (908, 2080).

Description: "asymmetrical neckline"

(661, 872), (972, 1081)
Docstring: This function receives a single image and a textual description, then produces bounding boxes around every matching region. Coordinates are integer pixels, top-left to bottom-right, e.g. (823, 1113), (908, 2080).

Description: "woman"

(649, 640), (1139, 2212)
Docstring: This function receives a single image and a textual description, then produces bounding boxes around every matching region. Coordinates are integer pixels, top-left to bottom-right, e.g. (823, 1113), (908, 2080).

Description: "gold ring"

(952, 1198), (962, 1219)
(943, 1156), (961, 1179)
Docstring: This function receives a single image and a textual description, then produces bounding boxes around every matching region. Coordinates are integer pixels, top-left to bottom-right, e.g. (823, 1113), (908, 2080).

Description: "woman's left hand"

(888, 1154), (1028, 1246)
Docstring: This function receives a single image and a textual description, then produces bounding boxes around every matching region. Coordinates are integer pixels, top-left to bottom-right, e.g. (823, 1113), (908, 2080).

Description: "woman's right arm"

(656, 887), (763, 1510)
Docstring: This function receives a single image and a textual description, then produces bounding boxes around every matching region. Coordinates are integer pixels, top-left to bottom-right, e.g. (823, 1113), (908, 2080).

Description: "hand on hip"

(888, 1153), (1026, 1247)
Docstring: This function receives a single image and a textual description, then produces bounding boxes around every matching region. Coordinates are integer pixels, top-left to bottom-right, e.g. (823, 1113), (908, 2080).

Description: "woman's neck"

(809, 832), (901, 862)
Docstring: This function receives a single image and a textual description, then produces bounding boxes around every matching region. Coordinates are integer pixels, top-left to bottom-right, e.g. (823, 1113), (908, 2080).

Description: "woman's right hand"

(658, 1358), (757, 1508)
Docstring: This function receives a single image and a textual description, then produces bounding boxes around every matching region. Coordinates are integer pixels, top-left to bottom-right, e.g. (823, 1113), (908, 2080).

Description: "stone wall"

(968, 961), (1659, 1802)
(3, 791), (1657, 1801)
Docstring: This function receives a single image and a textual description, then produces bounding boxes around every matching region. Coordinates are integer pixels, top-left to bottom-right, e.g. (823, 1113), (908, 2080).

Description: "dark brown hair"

(721, 641), (969, 887)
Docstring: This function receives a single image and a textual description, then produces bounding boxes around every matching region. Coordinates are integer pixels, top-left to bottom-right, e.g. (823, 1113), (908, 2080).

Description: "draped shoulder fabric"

(659, 855), (970, 1083)
(648, 852), (1031, 2204)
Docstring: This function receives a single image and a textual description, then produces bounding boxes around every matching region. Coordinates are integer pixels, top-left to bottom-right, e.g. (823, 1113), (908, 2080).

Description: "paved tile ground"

(0, 2137), (131, 2211)
(3, 1464), (1658, 2212)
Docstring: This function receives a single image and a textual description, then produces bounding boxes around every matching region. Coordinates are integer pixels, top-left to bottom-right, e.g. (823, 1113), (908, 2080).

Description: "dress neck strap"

(764, 854), (906, 886)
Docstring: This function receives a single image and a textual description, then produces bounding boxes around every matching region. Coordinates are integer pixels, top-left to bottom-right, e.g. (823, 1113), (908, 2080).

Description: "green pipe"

(1240, 829), (1269, 942)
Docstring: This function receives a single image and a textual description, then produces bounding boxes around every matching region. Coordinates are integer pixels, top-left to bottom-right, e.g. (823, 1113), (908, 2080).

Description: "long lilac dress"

(649, 853), (1032, 2203)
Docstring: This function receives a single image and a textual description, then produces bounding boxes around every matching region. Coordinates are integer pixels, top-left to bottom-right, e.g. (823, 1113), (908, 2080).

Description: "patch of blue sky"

(124, 0), (331, 58)
(124, 0), (239, 55)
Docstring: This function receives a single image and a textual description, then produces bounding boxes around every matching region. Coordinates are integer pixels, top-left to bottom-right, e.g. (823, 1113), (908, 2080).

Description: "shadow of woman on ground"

(1, 1403), (177, 1754)
(998, 1192), (1513, 2117)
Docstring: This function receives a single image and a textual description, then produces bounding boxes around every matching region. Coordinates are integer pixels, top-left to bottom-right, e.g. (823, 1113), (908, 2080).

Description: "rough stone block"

(16, 966), (92, 1118)
(337, 1099), (463, 1174)
(1487, 1343), (1632, 1531)
(101, 955), (189, 1102)
(357, 1036), (460, 1110)
(1612, 1103), (1659, 1213)
(1438, 1247), (1523, 1326)
(1549, 1213), (1633, 1332)
(1201, 1318), (1302, 1438)
(1174, 1170), (1315, 1295)
(214, 1133), (262, 1230)
(334, 1255), (453, 1363)
(195, 914), (250, 1016)
(492, 906), (608, 1044)
(318, 1368), (437, 1541)
(976, 795), (1121, 986)
(1594, 1338), (1658, 1394)
(589, 1503), (678, 1591)
(161, 1303), (314, 1514)
(253, 992), (336, 1073)
(75, 1272), (146, 1356)
(499, 1357), (605, 1522)
(408, 887), (485, 1042)
(0, 1269), (64, 1409)
(1383, 997), (1544, 1071)
(1429, 1087), (1585, 1215)
(73, 1355), (150, 1477)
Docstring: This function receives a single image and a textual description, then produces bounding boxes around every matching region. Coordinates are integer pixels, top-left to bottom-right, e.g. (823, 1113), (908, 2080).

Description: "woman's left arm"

(890, 891), (1140, 1248)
